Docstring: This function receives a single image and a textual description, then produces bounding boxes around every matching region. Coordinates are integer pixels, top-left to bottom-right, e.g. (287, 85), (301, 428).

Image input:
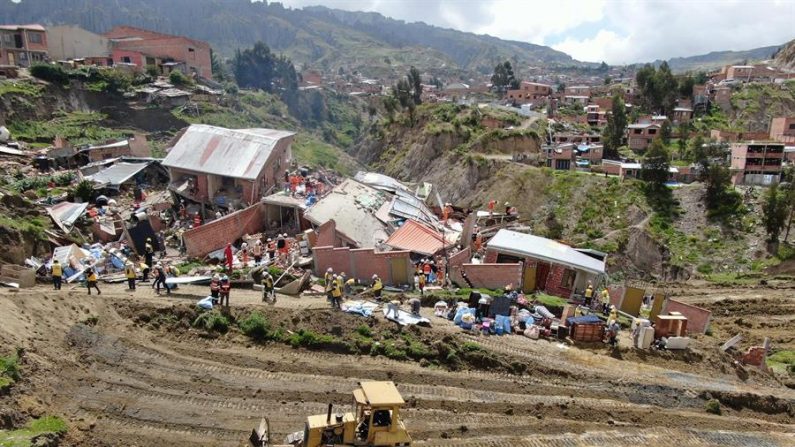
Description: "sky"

(276, 0), (795, 64)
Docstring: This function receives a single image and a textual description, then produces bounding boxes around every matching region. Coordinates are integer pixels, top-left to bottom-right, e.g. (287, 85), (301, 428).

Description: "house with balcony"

(0, 24), (48, 67)
(162, 124), (294, 209)
(506, 81), (552, 104)
(626, 123), (660, 151)
(730, 142), (784, 186)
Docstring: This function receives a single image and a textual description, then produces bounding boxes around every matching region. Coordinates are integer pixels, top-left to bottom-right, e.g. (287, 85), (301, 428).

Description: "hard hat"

(221, 274), (228, 280)
(340, 272), (345, 276)
(213, 274), (220, 280)
(372, 274), (378, 279)
(146, 237), (152, 241)
(267, 238), (272, 242)
(256, 240), (262, 245)
(332, 274), (337, 279)
(504, 202), (510, 206)
(327, 267), (333, 272)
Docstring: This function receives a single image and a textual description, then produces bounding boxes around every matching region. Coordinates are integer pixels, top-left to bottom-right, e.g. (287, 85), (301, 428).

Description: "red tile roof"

(385, 219), (447, 256)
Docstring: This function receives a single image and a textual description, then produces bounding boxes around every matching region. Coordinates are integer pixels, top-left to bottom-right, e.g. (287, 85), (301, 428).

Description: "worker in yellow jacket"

(125, 261), (137, 291)
(371, 274), (383, 299)
(86, 267), (101, 295)
(51, 260), (63, 290)
(330, 276), (343, 309)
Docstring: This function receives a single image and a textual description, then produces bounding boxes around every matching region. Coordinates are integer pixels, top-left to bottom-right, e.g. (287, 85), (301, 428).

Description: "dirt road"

(0, 283), (793, 446)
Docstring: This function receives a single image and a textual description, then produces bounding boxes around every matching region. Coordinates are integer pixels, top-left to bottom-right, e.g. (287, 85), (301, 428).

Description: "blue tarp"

(567, 315), (603, 325)
(453, 307), (476, 325)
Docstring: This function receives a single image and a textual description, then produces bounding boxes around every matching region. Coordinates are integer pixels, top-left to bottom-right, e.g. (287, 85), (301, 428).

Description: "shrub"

(28, 416), (68, 435)
(30, 63), (70, 85)
(192, 311), (230, 333)
(145, 65), (160, 78)
(705, 399), (721, 415)
(460, 342), (483, 353)
(0, 352), (21, 381)
(355, 325), (372, 338)
(73, 179), (94, 202)
(238, 312), (270, 341)
(169, 70), (194, 86)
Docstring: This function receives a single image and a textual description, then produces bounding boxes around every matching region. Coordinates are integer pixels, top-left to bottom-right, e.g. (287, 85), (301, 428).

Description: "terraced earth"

(0, 283), (793, 446)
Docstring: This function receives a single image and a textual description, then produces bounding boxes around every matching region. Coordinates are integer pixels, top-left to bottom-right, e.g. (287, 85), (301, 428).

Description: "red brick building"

(506, 81), (552, 104)
(626, 123), (660, 151)
(103, 26), (212, 77)
(730, 142), (784, 186)
(0, 24), (48, 67)
(769, 117), (795, 144)
(162, 124), (294, 208)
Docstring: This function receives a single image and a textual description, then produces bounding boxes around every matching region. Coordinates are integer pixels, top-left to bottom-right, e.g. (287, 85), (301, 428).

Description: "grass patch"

(0, 80), (44, 97)
(533, 293), (568, 309)
(287, 329), (350, 352)
(0, 416), (67, 447)
(7, 111), (129, 145)
(238, 311), (284, 342)
(767, 350), (795, 375)
(192, 310), (230, 333)
(291, 134), (359, 176)
(0, 216), (49, 241)
(175, 260), (204, 273)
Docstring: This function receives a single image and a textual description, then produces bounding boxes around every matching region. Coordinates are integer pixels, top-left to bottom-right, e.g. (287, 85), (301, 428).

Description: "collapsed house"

(163, 124), (295, 209)
(450, 229), (606, 299)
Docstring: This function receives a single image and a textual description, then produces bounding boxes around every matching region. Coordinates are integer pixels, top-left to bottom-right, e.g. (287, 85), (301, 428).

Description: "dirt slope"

(0, 285), (793, 446)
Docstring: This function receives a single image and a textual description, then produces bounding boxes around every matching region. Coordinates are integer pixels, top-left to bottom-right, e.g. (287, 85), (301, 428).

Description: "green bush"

(238, 311), (271, 341)
(0, 353), (20, 381)
(169, 70), (194, 86)
(30, 63), (69, 85)
(355, 325), (372, 338)
(460, 342), (483, 353)
(192, 311), (230, 333)
(145, 65), (160, 77)
(705, 399), (721, 415)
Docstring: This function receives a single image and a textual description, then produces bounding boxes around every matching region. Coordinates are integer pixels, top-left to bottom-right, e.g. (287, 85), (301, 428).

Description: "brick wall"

(183, 202), (266, 257)
(544, 264), (573, 298)
(662, 299), (712, 334)
(312, 245), (412, 285)
(459, 263), (522, 290)
(484, 249), (498, 263)
(447, 247), (471, 285)
(315, 220), (338, 247)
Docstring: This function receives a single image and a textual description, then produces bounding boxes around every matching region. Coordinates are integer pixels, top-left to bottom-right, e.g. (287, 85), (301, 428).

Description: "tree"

(783, 182), (795, 241)
(408, 66), (422, 105)
(233, 42), (297, 95)
(382, 96), (398, 121)
(703, 164), (736, 214)
(641, 138), (670, 187)
(763, 184), (788, 245)
(602, 94), (627, 159)
(491, 61), (517, 93)
(210, 50), (228, 82)
(660, 119), (672, 145)
(635, 62), (677, 116)
(689, 135), (705, 164)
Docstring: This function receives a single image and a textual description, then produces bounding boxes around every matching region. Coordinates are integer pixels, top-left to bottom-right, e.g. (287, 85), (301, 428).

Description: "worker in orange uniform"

(193, 212), (202, 228)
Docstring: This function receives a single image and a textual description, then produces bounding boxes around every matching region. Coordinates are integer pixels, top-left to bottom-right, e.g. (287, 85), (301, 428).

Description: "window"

(122, 56), (131, 63)
(633, 129), (642, 134)
(28, 32), (42, 44)
(788, 123), (795, 130)
(2, 34), (13, 46)
(561, 269), (575, 289)
(648, 129), (657, 135)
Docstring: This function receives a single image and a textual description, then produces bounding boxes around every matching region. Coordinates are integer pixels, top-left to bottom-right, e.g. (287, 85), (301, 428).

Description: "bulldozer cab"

(351, 381), (411, 446)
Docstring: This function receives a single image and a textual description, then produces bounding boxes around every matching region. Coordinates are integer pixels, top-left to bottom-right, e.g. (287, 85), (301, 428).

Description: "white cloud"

(278, 0), (795, 64)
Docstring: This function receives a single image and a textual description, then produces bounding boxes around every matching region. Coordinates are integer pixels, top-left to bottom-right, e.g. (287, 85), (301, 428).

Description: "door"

(7, 51), (15, 66)
(535, 262), (550, 291)
(390, 258), (408, 286)
(522, 261), (536, 293)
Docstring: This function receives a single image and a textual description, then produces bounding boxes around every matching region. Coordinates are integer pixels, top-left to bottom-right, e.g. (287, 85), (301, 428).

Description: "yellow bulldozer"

(250, 381), (412, 447)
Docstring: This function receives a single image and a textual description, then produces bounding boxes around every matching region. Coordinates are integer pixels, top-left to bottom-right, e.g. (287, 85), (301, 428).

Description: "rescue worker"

(193, 212), (202, 228)
(86, 267), (101, 295)
(139, 261), (150, 284)
(344, 276), (355, 296)
(371, 274), (383, 300)
(252, 240), (263, 265)
(209, 274), (221, 303)
(324, 267), (334, 302)
(262, 271), (274, 303)
(51, 259), (63, 290)
(125, 261), (136, 291)
(418, 272), (426, 295)
(241, 242), (249, 266)
(266, 238), (276, 260)
(144, 237), (154, 278)
(219, 275), (231, 307)
(153, 263), (170, 295)
(600, 288), (611, 315)
(336, 272), (346, 294)
(330, 275), (343, 309)
(422, 260), (431, 282)
(224, 243), (234, 272)
(584, 281), (594, 307)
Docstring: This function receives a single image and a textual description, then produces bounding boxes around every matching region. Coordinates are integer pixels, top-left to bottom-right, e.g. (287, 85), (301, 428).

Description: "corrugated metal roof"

(161, 124), (295, 180)
(87, 161), (151, 186)
(385, 219), (447, 256)
(390, 190), (437, 225)
(304, 179), (389, 248)
(354, 171), (409, 193)
(487, 229), (606, 275)
(46, 202), (88, 232)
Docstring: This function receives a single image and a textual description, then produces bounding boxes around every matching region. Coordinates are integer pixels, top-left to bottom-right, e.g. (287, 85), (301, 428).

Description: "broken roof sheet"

(354, 171), (409, 193)
(304, 179), (389, 247)
(86, 161), (151, 186)
(161, 124), (295, 180)
(46, 202), (88, 232)
(390, 189), (437, 225)
(385, 219), (448, 256)
(488, 229), (606, 275)
(0, 145), (28, 157)
(82, 140), (129, 152)
(261, 191), (308, 210)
